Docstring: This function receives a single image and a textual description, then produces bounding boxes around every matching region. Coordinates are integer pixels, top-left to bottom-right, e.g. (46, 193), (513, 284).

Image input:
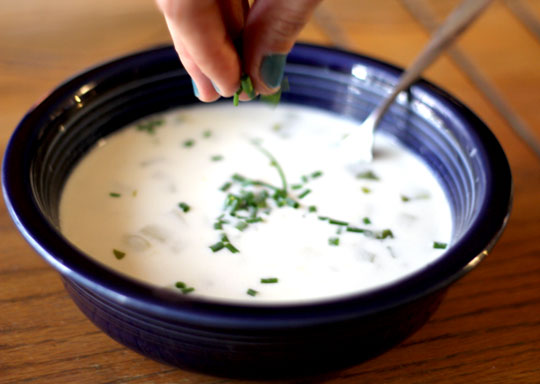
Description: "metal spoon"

(343, 0), (494, 162)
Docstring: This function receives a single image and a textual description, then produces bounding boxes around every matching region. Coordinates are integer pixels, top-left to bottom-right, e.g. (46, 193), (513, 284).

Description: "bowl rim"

(2, 43), (512, 329)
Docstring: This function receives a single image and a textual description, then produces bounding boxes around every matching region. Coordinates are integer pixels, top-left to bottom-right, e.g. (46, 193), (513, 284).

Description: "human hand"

(155, 0), (322, 102)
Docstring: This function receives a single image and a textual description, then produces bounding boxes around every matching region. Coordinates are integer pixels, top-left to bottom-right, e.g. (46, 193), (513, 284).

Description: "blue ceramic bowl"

(2, 44), (512, 378)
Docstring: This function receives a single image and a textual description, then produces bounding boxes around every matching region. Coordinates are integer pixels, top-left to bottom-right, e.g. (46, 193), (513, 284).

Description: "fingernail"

(210, 80), (220, 93)
(260, 54), (287, 89)
(191, 79), (200, 98)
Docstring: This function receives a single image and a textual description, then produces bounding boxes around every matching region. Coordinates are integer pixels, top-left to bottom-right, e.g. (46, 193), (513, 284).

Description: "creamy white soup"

(59, 103), (452, 303)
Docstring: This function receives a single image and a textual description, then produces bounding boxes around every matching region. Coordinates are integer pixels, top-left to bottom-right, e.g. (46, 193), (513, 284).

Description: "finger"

(243, 0), (322, 94)
(156, 0), (244, 98)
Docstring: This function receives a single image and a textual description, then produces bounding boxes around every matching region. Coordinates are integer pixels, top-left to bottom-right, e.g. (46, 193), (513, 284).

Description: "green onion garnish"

(247, 288), (258, 297)
(178, 202), (190, 213)
(298, 189), (311, 199)
(329, 218), (348, 226)
(209, 242), (225, 252)
(109, 192), (121, 198)
(183, 139), (195, 148)
(357, 170), (379, 180)
(433, 241), (448, 249)
(328, 237), (340, 246)
(113, 249), (125, 260)
(261, 277), (279, 284)
(346, 226), (365, 233)
(311, 170), (323, 179)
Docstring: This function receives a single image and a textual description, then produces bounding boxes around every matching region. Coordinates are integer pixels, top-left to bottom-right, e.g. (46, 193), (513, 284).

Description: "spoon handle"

(371, 0), (494, 127)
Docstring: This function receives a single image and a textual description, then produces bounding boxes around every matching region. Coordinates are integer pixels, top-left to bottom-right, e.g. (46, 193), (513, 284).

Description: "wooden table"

(1, 1), (539, 382)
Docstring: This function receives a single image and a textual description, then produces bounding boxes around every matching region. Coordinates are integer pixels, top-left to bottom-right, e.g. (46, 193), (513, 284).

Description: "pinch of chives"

(211, 155), (224, 161)
(183, 139), (195, 147)
(247, 288), (258, 297)
(329, 218), (348, 226)
(328, 237), (340, 246)
(363, 217), (371, 225)
(346, 226), (365, 233)
(433, 241), (448, 249)
(308, 206), (317, 213)
(240, 74), (255, 99)
(113, 249), (126, 259)
(178, 202), (190, 212)
(361, 187), (371, 194)
(209, 242), (225, 252)
(109, 192), (121, 198)
(260, 277), (278, 284)
(298, 189), (311, 199)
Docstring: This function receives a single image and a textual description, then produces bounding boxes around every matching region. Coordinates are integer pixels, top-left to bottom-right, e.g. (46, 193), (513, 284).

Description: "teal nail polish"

(191, 79), (200, 97)
(260, 54), (287, 89)
(210, 80), (220, 93)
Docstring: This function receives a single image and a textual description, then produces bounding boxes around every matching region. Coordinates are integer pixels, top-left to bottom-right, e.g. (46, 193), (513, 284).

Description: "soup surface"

(60, 103), (452, 303)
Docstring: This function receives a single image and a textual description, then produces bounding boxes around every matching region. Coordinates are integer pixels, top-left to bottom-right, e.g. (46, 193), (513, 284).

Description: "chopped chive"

(211, 155), (224, 162)
(356, 170), (379, 180)
(376, 229), (394, 239)
(298, 189), (311, 199)
(253, 144), (288, 193)
(433, 241), (448, 249)
(318, 216), (329, 221)
(178, 202), (190, 213)
(220, 181), (232, 192)
(235, 221), (248, 231)
(246, 217), (263, 223)
(183, 139), (195, 148)
(272, 123), (282, 131)
(203, 130), (212, 138)
(260, 277), (278, 284)
(225, 243), (240, 253)
(136, 118), (163, 134)
(311, 170), (323, 179)
(401, 195), (411, 202)
(233, 90), (240, 106)
(329, 218), (348, 226)
(286, 197), (300, 208)
(346, 226), (365, 233)
(308, 205), (317, 213)
(109, 192), (121, 198)
(361, 187), (371, 194)
(175, 281), (186, 289)
(209, 242), (225, 252)
(181, 287), (195, 294)
(113, 249), (126, 260)
(328, 237), (340, 246)
(291, 184), (303, 190)
(247, 288), (259, 297)
(301, 175), (309, 183)
(363, 217), (372, 225)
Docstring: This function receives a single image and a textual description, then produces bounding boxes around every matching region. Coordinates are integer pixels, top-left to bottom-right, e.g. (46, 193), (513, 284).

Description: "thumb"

(243, 0), (322, 95)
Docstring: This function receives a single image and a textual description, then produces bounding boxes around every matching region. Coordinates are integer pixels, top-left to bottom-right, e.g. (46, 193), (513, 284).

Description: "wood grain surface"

(1, 1), (539, 383)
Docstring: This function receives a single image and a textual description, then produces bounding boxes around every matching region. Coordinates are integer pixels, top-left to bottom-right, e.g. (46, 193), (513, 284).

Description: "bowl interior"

(2, 44), (512, 317)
